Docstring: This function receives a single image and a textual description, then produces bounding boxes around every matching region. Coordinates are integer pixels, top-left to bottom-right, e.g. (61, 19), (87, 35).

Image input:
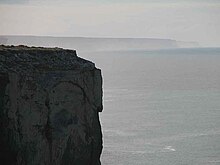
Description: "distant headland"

(0, 35), (199, 52)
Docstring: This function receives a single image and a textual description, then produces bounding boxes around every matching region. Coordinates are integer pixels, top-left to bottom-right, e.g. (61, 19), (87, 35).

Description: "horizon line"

(0, 34), (201, 43)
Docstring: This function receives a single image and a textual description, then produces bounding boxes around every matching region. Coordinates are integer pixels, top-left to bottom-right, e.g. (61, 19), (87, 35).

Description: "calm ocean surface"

(81, 48), (220, 165)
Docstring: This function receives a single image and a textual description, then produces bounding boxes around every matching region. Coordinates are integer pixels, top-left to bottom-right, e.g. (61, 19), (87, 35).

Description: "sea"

(80, 48), (220, 165)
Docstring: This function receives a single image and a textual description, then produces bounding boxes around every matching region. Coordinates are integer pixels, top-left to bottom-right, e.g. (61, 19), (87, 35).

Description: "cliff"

(0, 45), (103, 165)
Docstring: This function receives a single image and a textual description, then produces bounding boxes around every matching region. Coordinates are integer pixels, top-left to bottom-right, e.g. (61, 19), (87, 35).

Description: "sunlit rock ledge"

(0, 45), (103, 165)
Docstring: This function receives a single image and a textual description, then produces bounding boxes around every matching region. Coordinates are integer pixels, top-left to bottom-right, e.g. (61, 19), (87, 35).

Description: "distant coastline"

(0, 35), (199, 52)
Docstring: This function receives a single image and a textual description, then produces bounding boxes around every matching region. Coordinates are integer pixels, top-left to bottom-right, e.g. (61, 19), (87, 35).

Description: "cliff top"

(0, 45), (65, 51)
(0, 45), (95, 74)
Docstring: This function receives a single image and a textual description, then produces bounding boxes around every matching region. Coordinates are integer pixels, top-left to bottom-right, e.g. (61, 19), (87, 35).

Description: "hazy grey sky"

(0, 0), (220, 46)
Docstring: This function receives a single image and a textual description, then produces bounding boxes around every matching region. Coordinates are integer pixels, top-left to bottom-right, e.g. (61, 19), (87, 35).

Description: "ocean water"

(80, 48), (220, 165)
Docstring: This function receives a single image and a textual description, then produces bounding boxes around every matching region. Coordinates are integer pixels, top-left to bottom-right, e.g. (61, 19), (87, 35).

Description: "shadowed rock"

(0, 45), (103, 165)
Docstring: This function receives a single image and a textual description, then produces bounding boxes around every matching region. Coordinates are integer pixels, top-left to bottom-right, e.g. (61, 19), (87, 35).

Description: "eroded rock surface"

(0, 45), (103, 165)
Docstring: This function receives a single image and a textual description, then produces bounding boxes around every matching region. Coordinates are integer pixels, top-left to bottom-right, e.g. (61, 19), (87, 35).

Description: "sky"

(0, 0), (220, 46)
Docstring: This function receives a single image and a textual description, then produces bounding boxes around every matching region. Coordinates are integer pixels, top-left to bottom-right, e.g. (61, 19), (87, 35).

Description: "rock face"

(0, 45), (103, 165)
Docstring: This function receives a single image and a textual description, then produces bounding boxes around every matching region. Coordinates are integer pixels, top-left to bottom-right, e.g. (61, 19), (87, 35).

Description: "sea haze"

(80, 48), (220, 165)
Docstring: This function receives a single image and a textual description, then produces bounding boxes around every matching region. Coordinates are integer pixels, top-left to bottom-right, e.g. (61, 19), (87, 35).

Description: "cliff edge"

(0, 45), (103, 165)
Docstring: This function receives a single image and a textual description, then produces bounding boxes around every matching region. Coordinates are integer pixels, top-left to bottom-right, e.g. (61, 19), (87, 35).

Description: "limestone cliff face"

(0, 45), (103, 165)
